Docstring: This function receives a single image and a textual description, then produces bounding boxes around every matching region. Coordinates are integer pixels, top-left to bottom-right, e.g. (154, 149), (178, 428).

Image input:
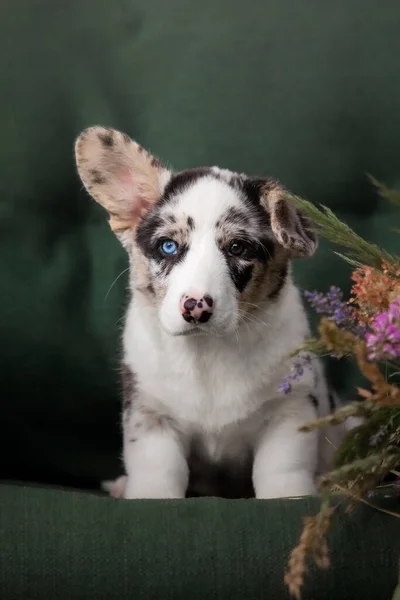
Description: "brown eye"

(229, 240), (246, 257)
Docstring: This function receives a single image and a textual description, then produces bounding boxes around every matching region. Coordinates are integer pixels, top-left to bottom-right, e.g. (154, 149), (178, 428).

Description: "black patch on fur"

(239, 178), (274, 224)
(308, 394), (319, 408)
(249, 237), (274, 263)
(98, 131), (114, 148)
(220, 206), (250, 228)
(129, 438), (137, 443)
(220, 235), (273, 264)
(165, 214), (177, 224)
(268, 263), (288, 300)
(150, 156), (161, 168)
(135, 214), (164, 258)
(160, 167), (213, 207)
(90, 169), (106, 185)
(258, 237), (275, 261)
(229, 264), (254, 293)
(187, 215), (195, 230)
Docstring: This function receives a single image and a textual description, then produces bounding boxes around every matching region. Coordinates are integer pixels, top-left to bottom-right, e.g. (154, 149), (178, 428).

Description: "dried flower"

(318, 450), (400, 495)
(279, 354), (312, 394)
(299, 400), (377, 433)
(350, 264), (400, 326)
(284, 504), (334, 599)
(369, 424), (389, 446)
(318, 318), (359, 357)
(355, 344), (400, 406)
(365, 298), (400, 361)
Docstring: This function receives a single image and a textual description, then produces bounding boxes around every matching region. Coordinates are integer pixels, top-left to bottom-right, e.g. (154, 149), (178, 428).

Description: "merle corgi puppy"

(75, 126), (341, 500)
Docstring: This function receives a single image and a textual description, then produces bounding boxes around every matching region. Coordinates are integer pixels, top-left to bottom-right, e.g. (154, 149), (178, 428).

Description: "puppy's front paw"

(124, 478), (186, 499)
(101, 476), (127, 498)
(255, 472), (316, 499)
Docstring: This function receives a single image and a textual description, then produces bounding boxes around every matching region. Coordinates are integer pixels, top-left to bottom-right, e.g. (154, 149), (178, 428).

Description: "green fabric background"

(1, 0), (400, 489)
(0, 484), (399, 600)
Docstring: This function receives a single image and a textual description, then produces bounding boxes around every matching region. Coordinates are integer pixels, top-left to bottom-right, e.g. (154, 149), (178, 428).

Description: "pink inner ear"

(118, 168), (152, 220)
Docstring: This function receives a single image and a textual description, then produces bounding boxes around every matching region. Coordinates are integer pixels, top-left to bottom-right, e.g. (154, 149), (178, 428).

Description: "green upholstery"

(1, 0), (400, 597)
(0, 484), (399, 600)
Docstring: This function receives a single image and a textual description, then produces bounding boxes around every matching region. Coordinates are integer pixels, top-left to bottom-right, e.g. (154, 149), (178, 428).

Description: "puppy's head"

(75, 127), (317, 336)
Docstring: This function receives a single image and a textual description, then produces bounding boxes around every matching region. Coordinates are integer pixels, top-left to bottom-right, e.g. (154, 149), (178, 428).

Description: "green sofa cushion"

(1, 0), (400, 488)
(0, 484), (399, 599)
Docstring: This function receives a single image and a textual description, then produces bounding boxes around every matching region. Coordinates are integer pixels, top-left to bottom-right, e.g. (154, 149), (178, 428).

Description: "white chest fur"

(121, 280), (321, 499)
(123, 281), (313, 433)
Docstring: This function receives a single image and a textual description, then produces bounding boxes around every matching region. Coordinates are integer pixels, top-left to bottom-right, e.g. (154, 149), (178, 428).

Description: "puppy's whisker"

(239, 301), (263, 310)
(105, 268), (130, 301)
(238, 314), (256, 337)
(258, 240), (273, 259)
(238, 309), (271, 331)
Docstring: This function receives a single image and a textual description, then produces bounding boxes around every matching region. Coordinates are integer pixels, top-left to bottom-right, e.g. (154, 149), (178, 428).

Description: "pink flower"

(365, 298), (400, 361)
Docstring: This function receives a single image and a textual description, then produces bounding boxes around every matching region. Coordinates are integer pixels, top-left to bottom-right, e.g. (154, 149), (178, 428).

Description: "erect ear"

(75, 126), (171, 232)
(260, 182), (318, 258)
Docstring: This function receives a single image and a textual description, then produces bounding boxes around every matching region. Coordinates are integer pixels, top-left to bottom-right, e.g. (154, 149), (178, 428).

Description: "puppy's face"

(75, 127), (317, 336)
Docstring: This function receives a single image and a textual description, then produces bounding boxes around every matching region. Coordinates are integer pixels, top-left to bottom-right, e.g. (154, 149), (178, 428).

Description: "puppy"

(75, 126), (339, 500)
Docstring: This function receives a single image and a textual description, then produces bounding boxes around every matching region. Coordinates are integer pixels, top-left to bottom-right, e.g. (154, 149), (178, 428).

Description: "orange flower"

(349, 263), (400, 326)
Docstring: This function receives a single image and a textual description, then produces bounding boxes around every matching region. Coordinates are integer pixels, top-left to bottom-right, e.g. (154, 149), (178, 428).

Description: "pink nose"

(180, 292), (214, 324)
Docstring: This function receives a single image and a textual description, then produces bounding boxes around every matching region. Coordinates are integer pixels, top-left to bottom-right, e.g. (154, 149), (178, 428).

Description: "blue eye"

(161, 239), (178, 255)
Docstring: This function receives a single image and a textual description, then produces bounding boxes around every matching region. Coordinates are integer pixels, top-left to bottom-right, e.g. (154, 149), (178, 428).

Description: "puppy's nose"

(180, 292), (214, 324)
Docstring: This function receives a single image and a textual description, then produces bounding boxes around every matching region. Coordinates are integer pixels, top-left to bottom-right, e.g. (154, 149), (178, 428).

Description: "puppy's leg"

(123, 406), (188, 499)
(253, 396), (318, 499)
(101, 476), (127, 498)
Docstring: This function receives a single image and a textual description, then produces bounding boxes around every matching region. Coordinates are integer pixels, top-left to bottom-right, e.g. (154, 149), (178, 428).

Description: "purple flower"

(365, 298), (400, 361)
(279, 354), (312, 394)
(304, 287), (346, 320)
(304, 286), (365, 336)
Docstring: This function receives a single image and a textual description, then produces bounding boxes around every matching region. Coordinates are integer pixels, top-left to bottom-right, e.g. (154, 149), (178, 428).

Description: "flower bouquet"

(282, 177), (400, 599)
